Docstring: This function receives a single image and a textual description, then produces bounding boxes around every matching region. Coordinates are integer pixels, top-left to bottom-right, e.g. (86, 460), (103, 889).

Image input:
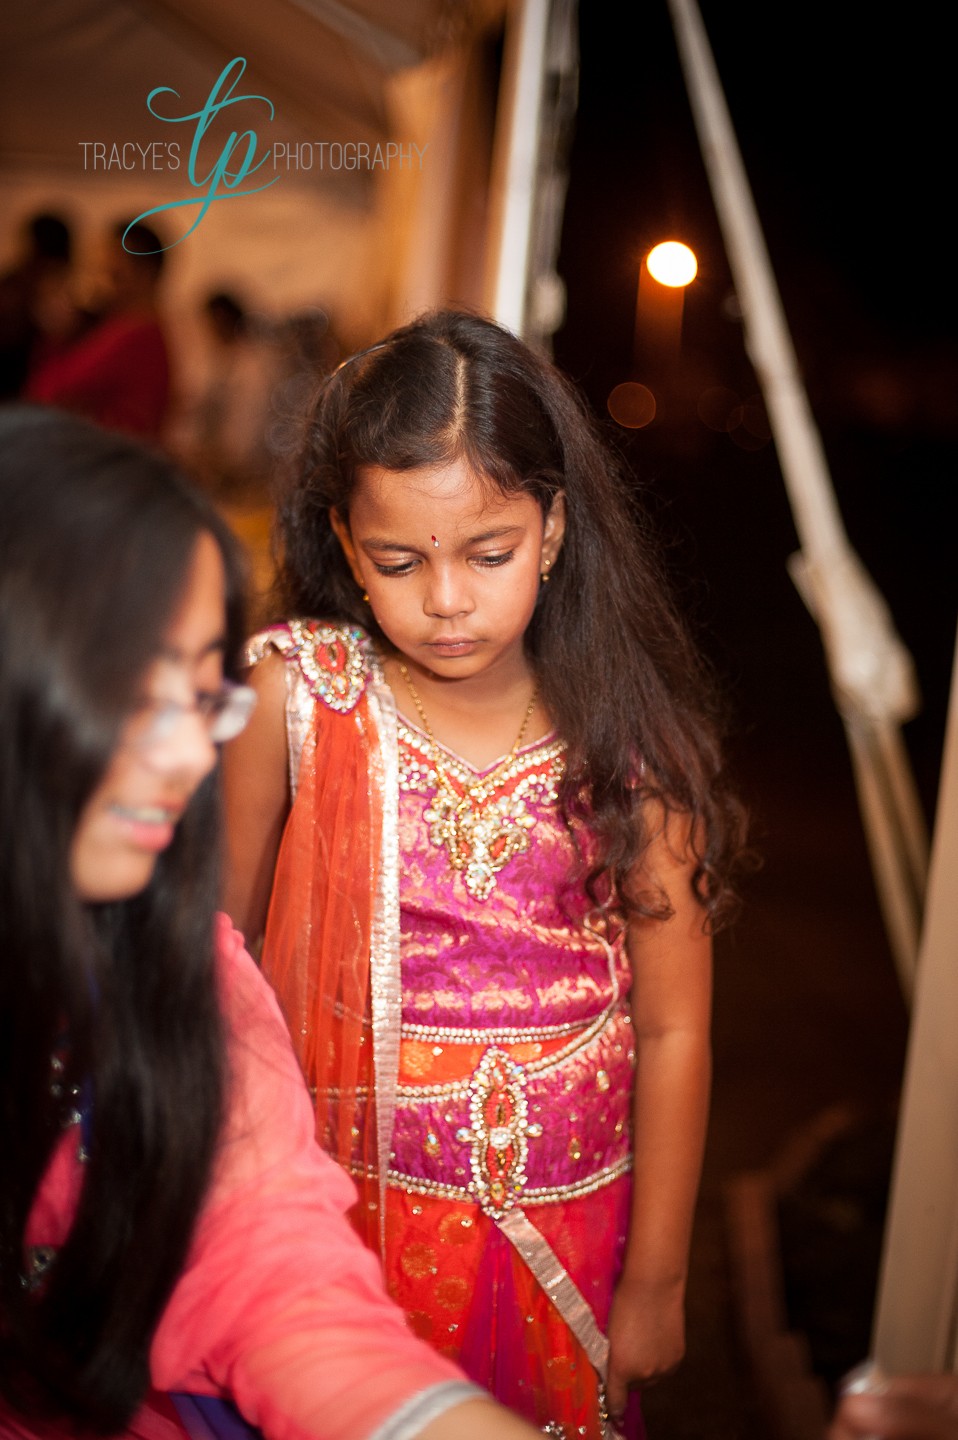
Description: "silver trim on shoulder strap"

(241, 624), (315, 801)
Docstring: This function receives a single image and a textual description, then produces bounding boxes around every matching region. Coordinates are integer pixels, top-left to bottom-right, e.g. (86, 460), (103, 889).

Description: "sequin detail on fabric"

(398, 722), (565, 900)
(24, 1245), (57, 1292)
(289, 619), (367, 713)
(243, 621), (370, 796)
(465, 1048), (531, 1217)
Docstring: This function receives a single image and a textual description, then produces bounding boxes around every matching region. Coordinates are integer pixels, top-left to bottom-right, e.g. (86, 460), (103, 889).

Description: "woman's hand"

(605, 1271), (686, 1419)
(830, 1374), (958, 1440)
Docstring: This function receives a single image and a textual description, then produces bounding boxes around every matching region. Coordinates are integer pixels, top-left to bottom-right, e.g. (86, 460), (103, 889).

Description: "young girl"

(0, 406), (539, 1440)
(224, 311), (744, 1440)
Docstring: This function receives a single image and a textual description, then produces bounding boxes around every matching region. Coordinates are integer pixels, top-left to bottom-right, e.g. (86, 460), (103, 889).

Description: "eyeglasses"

(127, 681), (257, 750)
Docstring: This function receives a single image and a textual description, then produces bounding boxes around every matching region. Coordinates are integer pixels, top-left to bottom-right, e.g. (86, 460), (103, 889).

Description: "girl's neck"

(381, 649), (551, 772)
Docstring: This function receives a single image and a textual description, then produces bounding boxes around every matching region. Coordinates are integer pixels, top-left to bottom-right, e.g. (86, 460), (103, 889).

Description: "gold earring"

(540, 558), (552, 583)
(362, 591), (370, 603)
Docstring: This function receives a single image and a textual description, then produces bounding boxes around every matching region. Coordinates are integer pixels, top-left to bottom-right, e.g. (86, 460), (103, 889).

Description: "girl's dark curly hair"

(0, 407), (246, 1431)
(278, 309), (746, 926)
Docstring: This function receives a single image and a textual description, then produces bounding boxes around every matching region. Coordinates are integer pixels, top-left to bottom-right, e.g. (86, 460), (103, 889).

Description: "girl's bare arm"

(607, 803), (713, 1415)
(221, 650), (291, 948)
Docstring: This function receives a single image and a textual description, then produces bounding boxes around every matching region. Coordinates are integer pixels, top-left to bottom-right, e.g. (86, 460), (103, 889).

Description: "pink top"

(388, 717), (634, 1208)
(7, 917), (469, 1440)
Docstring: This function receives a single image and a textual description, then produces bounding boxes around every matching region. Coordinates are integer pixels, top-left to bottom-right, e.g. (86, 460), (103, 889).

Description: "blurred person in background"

(174, 289), (276, 503)
(0, 210), (74, 400)
(25, 219), (171, 440)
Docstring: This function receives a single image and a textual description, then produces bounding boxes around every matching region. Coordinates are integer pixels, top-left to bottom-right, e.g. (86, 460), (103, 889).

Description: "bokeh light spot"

(607, 382), (656, 429)
(698, 386), (741, 432)
(741, 395), (772, 440)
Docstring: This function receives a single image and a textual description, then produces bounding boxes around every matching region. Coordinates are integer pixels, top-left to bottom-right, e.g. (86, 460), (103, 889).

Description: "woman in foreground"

(0, 406), (537, 1440)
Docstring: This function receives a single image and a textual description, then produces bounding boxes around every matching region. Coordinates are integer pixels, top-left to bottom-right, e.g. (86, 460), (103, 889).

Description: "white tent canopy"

(0, 0), (499, 344)
(0, 0), (471, 173)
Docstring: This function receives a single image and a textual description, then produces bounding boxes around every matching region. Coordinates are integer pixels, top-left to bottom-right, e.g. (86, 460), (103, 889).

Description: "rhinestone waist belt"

(333, 1002), (634, 1216)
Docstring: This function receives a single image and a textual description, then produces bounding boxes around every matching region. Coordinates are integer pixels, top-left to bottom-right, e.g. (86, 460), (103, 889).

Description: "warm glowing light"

(697, 387), (771, 449)
(697, 387), (740, 432)
(607, 382), (656, 430)
(646, 242), (698, 288)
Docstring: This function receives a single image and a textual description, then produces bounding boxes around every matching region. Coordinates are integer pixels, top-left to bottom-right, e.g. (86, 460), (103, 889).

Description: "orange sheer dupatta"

(260, 694), (381, 1249)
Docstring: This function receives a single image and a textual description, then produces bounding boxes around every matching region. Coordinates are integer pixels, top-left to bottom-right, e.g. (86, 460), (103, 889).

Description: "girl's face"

(332, 457), (565, 684)
(69, 532), (227, 904)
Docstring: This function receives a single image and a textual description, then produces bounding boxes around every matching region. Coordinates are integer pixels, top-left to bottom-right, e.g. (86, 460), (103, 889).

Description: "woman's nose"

(140, 707), (218, 786)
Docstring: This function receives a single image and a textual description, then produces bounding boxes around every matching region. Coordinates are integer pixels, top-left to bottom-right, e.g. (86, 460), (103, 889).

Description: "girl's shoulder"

(244, 618), (373, 715)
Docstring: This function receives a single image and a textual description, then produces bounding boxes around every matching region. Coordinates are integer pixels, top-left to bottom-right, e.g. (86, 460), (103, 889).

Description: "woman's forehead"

(159, 532), (227, 659)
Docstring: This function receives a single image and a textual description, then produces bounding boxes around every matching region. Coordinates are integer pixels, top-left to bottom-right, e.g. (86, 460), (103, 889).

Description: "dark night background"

(558, 3), (956, 795)
(555, 7), (956, 1434)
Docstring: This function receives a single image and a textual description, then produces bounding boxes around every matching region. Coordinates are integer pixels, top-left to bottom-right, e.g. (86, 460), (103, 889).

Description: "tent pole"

(872, 628), (958, 1370)
(485, 0), (551, 336)
(666, 0), (928, 987)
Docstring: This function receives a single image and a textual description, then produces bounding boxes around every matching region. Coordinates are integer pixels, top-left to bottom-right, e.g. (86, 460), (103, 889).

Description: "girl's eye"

(474, 551), (514, 568)
(373, 559), (417, 577)
(370, 551), (515, 575)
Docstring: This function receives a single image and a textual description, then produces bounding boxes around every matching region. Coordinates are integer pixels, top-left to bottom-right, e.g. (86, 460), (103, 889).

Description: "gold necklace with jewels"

(396, 660), (542, 901)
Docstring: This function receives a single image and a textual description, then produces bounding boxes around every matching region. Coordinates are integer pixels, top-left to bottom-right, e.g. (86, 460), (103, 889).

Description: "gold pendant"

(425, 787), (537, 900)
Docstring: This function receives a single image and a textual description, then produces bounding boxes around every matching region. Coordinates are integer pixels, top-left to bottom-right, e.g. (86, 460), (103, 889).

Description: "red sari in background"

(25, 312), (170, 440)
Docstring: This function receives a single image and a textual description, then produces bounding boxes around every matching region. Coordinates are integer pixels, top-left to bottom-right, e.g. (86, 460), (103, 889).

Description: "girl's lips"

(427, 638), (477, 655)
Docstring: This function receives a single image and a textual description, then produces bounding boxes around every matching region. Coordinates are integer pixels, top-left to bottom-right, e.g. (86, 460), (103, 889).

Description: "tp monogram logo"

(127, 57), (277, 252)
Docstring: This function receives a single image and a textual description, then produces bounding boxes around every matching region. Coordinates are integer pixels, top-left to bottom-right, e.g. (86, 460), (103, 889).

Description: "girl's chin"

(73, 858), (159, 904)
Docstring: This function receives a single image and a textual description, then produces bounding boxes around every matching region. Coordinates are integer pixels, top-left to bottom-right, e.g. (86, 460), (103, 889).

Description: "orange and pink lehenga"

(251, 621), (641, 1440)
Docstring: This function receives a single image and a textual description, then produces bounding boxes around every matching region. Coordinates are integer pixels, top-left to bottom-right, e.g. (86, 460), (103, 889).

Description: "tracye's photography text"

(79, 141), (429, 173)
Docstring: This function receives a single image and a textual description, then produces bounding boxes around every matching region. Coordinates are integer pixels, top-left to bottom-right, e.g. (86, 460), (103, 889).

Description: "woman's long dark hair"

(0, 408), (246, 1430)
(278, 309), (746, 925)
